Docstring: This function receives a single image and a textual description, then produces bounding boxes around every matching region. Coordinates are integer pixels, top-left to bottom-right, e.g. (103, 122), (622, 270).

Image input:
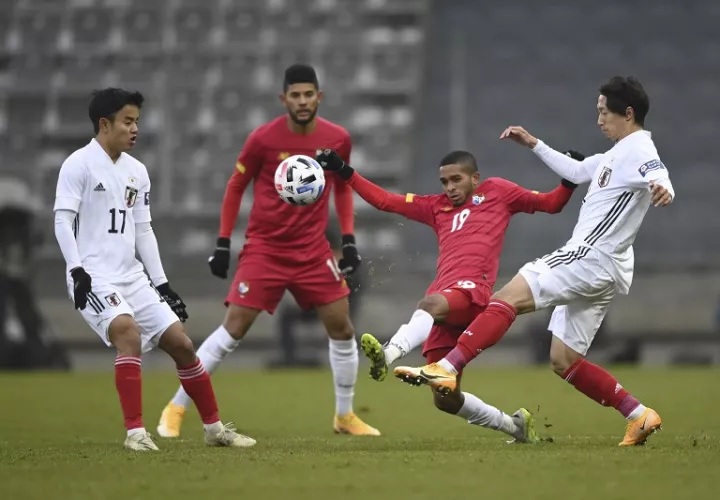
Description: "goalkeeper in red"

(158, 65), (380, 437)
(316, 148), (577, 442)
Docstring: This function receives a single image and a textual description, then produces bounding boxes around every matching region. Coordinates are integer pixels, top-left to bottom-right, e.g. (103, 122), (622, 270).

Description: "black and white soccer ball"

(274, 154), (326, 205)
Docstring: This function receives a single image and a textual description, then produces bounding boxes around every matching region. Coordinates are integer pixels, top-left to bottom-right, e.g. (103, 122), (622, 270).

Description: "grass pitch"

(1, 367), (719, 499)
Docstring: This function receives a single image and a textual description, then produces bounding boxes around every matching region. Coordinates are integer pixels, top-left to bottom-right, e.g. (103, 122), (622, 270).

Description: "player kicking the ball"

(316, 148), (577, 442)
(53, 88), (254, 450)
(394, 76), (674, 446)
(158, 65), (380, 437)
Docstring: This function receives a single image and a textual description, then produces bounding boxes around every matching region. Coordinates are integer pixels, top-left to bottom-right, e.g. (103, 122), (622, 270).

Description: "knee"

(223, 306), (258, 340)
(549, 347), (581, 377)
(109, 315), (141, 355)
(433, 390), (463, 414)
(417, 295), (446, 319)
(327, 319), (354, 341)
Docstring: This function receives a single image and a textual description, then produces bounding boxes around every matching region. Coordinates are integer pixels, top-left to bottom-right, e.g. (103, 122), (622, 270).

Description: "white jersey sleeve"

(133, 168), (152, 224)
(532, 140), (604, 184)
(54, 159), (86, 213)
(631, 157), (675, 201)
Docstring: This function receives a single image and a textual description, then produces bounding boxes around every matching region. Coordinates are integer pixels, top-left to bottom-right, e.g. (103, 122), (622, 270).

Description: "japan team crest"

(598, 167), (612, 188)
(125, 186), (138, 207)
(472, 194), (485, 205)
(105, 293), (121, 307)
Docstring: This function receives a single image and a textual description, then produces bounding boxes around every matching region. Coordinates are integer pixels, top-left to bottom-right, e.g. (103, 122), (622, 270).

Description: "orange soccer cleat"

(333, 412), (381, 436)
(619, 407), (663, 446)
(393, 362), (457, 395)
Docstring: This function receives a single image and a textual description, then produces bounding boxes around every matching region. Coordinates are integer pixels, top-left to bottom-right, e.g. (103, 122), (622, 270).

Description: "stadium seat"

(171, 5), (215, 49)
(68, 7), (114, 51)
(120, 7), (163, 49)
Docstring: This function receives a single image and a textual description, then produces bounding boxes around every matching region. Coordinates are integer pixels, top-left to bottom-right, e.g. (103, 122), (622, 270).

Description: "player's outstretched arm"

(493, 177), (575, 215)
(500, 126), (600, 184)
(636, 159), (675, 207)
(316, 149), (434, 224)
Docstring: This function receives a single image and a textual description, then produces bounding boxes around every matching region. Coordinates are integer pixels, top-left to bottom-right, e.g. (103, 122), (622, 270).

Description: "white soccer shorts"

(68, 276), (180, 353)
(518, 245), (617, 355)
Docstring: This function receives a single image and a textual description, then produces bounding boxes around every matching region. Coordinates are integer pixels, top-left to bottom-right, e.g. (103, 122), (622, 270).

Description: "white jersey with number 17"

(53, 138), (151, 283)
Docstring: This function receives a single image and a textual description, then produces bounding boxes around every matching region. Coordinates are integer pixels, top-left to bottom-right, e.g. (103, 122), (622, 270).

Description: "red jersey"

(347, 174), (574, 290)
(219, 116), (354, 259)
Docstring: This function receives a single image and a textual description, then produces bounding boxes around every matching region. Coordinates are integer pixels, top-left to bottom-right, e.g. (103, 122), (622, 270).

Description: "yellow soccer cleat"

(333, 412), (381, 436)
(619, 407), (662, 446)
(394, 363), (457, 395)
(157, 402), (185, 438)
(360, 333), (388, 382)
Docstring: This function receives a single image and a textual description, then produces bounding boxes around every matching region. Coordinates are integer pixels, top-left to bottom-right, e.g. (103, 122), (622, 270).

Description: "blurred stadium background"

(1, 0), (719, 370)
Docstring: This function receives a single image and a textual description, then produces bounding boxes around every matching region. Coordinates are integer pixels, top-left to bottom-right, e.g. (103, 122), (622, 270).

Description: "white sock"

(127, 427), (146, 437)
(456, 392), (516, 436)
(384, 310), (435, 364)
(203, 421), (223, 434)
(329, 338), (358, 416)
(170, 325), (240, 408)
(627, 404), (647, 421)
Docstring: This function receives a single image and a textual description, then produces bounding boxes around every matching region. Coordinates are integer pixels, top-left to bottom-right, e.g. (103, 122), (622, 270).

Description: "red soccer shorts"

(422, 283), (491, 356)
(225, 247), (349, 314)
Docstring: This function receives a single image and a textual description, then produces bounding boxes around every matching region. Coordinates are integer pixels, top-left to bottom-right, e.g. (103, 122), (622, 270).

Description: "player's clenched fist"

(338, 234), (361, 275)
(649, 181), (673, 207)
(156, 283), (189, 322)
(208, 237), (231, 279)
(70, 266), (92, 310)
(315, 149), (355, 180)
(500, 126), (539, 149)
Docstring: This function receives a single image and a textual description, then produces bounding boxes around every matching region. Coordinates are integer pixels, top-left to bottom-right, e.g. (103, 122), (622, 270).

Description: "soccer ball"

(274, 155), (326, 205)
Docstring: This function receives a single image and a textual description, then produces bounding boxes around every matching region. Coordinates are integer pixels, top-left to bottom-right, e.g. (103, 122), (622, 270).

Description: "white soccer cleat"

(124, 431), (160, 451)
(506, 408), (539, 444)
(204, 422), (257, 448)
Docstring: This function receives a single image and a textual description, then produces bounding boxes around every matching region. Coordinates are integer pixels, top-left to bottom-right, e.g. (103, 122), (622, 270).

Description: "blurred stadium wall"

(1, 0), (718, 367)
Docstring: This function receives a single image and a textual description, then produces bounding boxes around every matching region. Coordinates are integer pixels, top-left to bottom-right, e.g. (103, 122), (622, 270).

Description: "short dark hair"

(439, 150), (478, 172)
(88, 88), (144, 134)
(283, 64), (319, 92)
(599, 76), (649, 127)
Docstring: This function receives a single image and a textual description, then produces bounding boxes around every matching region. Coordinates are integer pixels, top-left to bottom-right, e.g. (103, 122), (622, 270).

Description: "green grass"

(1, 367), (719, 499)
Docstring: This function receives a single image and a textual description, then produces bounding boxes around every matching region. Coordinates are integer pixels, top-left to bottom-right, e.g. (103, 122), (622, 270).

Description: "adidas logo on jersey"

(94, 183), (105, 192)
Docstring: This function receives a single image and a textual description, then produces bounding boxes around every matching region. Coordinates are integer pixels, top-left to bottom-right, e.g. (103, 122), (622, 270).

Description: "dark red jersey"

(347, 174), (573, 290)
(219, 116), (354, 259)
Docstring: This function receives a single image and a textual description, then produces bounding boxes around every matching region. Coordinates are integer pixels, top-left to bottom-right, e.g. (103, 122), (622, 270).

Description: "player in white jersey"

(53, 88), (255, 451)
(394, 76), (674, 446)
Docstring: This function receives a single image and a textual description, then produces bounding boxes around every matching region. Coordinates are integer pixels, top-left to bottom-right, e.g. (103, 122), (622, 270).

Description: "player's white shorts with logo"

(67, 276), (179, 353)
(518, 245), (617, 355)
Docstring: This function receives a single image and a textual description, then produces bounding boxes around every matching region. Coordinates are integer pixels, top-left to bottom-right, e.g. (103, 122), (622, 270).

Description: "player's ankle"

(127, 427), (146, 437)
(203, 421), (223, 434)
(384, 343), (403, 365)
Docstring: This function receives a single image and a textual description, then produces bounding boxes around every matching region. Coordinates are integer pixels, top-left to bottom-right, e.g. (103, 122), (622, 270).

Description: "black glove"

(208, 237), (231, 279)
(338, 234), (361, 275)
(560, 150), (586, 189)
(70, 267), (92, 310)
(156, 282), (189, 322)
(315, 149), (355, 180)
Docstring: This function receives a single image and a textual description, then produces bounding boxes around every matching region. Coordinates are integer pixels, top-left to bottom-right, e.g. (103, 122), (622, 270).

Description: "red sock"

(178, 358), (220, 425)
(115, 356), (143, 430)
(563, 359), (641, 417)
(444, 300), (517, 372)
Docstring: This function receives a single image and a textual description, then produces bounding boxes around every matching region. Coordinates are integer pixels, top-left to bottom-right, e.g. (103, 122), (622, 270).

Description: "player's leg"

(290, 252), (379, 435)
(547, 300), (662, 446)
(159, 252), (285, 437)
(362, 287), (483, 381)
(425, 347), (538, 443)
(73, 283), (158, 450)
(156, 321), (256, 448)
(315, 297), (379, 436)
(394, 273), (535, 393)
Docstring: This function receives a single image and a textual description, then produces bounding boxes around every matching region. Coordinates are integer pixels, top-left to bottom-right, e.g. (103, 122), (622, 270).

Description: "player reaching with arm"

(158, 65), (379, 438)
(53, 89), (254, 451)
(394, 76), (674, 447)
(317, 148), (576, 442)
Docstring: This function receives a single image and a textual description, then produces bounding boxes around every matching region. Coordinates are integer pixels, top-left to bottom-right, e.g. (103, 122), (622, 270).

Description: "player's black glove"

(208, 237), (231, 279)
(338, 234), (361, 275)
(70, 267), (92, 310)
(560, 150), (586, 189)
(156, 282), (189, 322)
(315, 149), (355, 181)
